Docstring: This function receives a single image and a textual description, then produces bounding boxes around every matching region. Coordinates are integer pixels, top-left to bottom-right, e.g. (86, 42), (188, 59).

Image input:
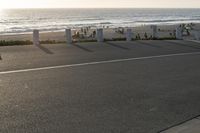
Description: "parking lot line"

(0, 51), (200, 75)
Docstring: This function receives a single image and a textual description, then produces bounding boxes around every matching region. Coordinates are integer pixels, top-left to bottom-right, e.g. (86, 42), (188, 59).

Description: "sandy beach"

(0, 23), (200, 42)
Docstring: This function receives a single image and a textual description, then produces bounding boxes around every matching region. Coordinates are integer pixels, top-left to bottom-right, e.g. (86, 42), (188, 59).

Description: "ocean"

(0, 8), (200, 34)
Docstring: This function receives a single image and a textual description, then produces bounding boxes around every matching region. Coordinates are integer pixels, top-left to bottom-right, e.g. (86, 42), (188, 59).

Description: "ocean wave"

(1, 8), (200, 34)
(134, 18), (200, 23)
(80, 18), (104, 21)
(99, 22), (112, 24)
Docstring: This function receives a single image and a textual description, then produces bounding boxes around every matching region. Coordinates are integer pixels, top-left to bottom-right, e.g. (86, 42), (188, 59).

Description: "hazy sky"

(1, 0), (200, 9)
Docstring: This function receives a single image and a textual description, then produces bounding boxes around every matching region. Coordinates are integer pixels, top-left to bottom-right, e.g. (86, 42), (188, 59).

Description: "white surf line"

(1, 51), (200, 75)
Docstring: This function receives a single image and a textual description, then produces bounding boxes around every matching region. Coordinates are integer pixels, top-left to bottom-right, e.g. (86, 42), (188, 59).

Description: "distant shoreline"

(0, 22), (199, 36)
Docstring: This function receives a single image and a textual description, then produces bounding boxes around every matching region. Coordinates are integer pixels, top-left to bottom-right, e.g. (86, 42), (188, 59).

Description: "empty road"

(0, 40), (200, 133)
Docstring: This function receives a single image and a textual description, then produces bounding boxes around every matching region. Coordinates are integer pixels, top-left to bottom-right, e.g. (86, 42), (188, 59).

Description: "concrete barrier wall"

(176, 27), (183, 40)
(97, 29), (104, 42)
(33, 30), (40, 45)
(65, 29), (72, 44)
(151, 25), (158, 38)
(126, 29), (132, 41)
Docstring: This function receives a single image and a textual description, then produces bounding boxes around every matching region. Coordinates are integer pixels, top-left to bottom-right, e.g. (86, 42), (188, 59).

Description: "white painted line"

(1, 51), (200, 75)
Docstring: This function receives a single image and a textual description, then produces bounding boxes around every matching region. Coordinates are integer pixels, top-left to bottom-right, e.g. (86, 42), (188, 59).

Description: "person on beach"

(77, 31), (80, 38)
(144, 32), (148, 40)
(137, 33), (141, 40)
(72, 31), (80, 39)
(84, 29), (87, 35)
(136, 33), (141, 40)
(186, 29), (190, 36)
(117, 28), (124, 34)
(93, 30), (96, 38)
(173, 30), (176, 37)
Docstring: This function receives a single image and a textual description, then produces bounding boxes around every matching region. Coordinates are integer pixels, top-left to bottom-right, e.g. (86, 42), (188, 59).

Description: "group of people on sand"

(135, 32), (154, 40)
(115, 27), (125, 34)
(72, 23), (196, 40)
(72, 26), (96, 39)
(179, 23), (195, 36)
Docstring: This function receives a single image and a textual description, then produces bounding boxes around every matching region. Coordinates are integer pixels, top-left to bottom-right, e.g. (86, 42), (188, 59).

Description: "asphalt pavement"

(0, 40), (200, 133)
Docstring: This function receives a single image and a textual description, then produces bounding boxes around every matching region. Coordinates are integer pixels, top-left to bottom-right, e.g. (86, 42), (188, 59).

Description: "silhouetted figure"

(137, 33), (141, 40)
(144, 32), (148, 40)
(121, 28), (124, 34)
(136, 33), (141, 40)
(186, 29), (190, 35)
(84, 29), (87, 35)
(93, 30), (96, 38)
(172, 30), (175, 36)
(77, 31), (80, 38)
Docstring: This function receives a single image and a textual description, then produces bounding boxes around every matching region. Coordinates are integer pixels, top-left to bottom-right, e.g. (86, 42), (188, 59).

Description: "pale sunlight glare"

(0, 0), (200, 9)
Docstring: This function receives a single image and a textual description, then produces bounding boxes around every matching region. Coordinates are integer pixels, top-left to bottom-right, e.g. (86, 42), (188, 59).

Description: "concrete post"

(126, 29), (132, 41)
(96, 28), (104, 42)
(65, 29), (72, 44)
(176, 27), (183, 40)
(33, 30), (40, 45)
(151, 25), (157, 38)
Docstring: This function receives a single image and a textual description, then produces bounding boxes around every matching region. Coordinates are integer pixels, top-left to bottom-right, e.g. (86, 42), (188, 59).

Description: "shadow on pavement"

(36, 45), (54, 54)
(105, 42), (130, 50)
(73, 44), (93, 52)
(165, 40), (200, 50)
(137, 41), (162, 48)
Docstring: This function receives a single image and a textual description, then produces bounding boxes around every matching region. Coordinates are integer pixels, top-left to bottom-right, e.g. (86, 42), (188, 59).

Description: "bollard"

(96, 28), (104, 42)
(126, 29), (132, 42)
(65, 29), (72, 44)
(33, 30), (40, 45)
(176, 27), (183, 40)
(151, 25), (157, 38)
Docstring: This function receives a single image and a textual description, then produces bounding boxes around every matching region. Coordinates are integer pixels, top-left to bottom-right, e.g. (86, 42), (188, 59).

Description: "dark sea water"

(0, 8), (200, 34)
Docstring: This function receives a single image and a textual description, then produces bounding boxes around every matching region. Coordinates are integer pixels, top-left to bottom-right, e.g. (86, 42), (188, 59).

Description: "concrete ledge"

(161, 117), (200, 133)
